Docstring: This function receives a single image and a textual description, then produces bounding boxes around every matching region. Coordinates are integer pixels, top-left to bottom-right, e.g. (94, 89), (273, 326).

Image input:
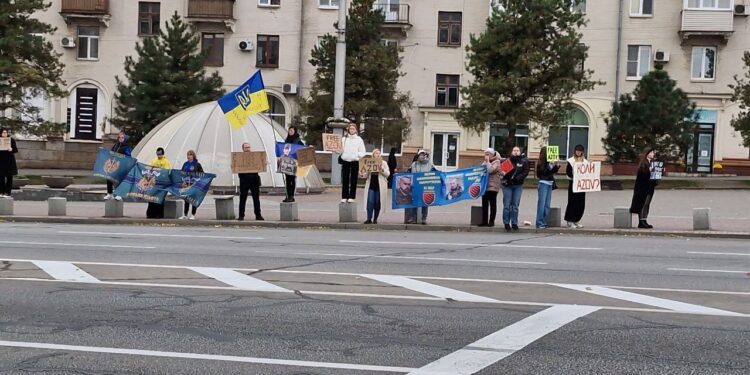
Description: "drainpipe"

(614, 0), (624, 100)
(297, 0), (304, 100)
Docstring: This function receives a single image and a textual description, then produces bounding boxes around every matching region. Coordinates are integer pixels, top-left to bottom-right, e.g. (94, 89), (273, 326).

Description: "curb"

(1, 216), (749, 240)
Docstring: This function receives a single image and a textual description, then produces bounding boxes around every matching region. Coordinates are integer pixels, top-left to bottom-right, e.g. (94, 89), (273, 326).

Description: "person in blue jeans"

(363, 149), (390, 224)
(501, 146), (530, 231)
(535, 146), (560, 228)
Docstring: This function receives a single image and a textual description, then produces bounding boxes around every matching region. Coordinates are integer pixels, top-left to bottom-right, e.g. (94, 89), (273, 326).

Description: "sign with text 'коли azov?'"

(572, 161), (601, 193)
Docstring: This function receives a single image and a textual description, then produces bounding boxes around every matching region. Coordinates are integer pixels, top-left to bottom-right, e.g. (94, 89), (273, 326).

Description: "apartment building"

(21, 0), (750, 174)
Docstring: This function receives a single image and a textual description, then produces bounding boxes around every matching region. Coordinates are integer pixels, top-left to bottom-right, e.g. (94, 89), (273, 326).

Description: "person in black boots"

(237, 143), (264, 221)
(105, 131), (132, 201)
(479, 148), (502, 227)
(564, 144), (587, 228)
(283, 126), (305, 203)
(630, 147), (658, 229)
(0, 129), (18, 197)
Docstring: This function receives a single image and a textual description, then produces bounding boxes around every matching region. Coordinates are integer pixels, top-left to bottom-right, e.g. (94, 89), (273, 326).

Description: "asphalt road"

(0, 223), (747, 374)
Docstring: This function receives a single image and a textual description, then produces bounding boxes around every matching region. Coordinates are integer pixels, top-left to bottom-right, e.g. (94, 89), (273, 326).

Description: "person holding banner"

(0, 129), (19, 197)
(104, 131), (132, 201)
(501, 147), (529, 231)
(630, 147), (658, 229)
(179, 150), (203, 220)
(340, 123), (366, 203)
(277, 143), (298, 202)
(237, 143), (264, 221)
(363, 149), (390, 224)
(146, 147), (172, 219)
(283, 126), (305, 202)
(407, 150), (435, 224)
(478, 148), (502, 227)
(535, 146), (560, 229)
(565, 144), (587, 228)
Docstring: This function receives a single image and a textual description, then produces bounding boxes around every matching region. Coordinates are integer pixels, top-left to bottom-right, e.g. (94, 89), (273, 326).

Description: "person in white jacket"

(363, 148), (390, 224)
(340, 123), (366, 202)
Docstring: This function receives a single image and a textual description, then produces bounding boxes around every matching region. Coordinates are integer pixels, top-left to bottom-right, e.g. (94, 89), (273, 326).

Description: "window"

(77, 26), (99, 60)
(138, 2), (160, 36)
(490, 125), (529, 154)
(438, 12), (462, 47)
(435, 74), (460, 108)
(268, 95), (286, 127)
(202, 33), (224, 67)
(382, 39), (399, 48)
(548, 107), (589, 160)
(319, 0), (339, 8)
(686, 0), (732, 9)
(572, 0), (586, 13)
(626, 45), (651, 79)
(432, 133), (459, 168)
(630, 0), (653, 16)
(256, 35), (280, 68)
(259, 0), (280, 6)
(575, 43), (586, 75)
(691, 47), (716, 80)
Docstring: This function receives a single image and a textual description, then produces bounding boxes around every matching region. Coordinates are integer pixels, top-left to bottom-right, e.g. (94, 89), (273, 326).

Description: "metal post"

(330, 0), (348, 185)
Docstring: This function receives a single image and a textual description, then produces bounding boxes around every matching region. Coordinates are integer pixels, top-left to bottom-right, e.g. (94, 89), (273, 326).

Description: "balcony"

(680, 8), (734, 42)
(375, 3), (411, 34)
(60, 0), (110, 26)
(187, 0), (235, 31)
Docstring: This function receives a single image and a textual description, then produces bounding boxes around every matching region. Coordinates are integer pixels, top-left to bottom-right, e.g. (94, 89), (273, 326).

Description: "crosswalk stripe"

(31, 261), (101, 283)
(362, 274), (498, 303)
(188, 267), (291, 293)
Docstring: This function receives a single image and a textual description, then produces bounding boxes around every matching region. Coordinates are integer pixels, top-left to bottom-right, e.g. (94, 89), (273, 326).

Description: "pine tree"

(603, 66), (697, 163)
(112, 12), (224, 144)
(729, 51), (750, 155)
(300, 0), (412, 148)
(0, 0), (66, 137)
(457, 0), (598, 154)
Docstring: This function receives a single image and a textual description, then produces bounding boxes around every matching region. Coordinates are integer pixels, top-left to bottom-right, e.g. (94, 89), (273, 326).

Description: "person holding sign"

(283, 126), (305, 202)
(630, 147), (658, 229)
(277, 143), (298, 202)
(340, 124), (366, 203)
(104, 131), (132, 201)
(237, 143), (264, 221)
(565, 144), (587, 228)
(0, 129), (18, 197)
(535, 146), (560, 229)
(179, 150), (203, 220)
(363, 149), (390, 224)
(501, 146), (529, 231)
(407, 150), (435, 224)
(478, 148), (502, 227)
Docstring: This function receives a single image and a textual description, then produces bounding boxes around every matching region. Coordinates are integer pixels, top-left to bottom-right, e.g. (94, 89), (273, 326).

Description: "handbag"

(338, 155), (344, 165)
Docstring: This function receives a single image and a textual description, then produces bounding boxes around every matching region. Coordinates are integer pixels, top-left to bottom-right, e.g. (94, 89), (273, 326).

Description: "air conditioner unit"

(282, 83), (298, 95)
(734, 4), (749, 16)
(60, 36), (76, 48)
(237, 40), (254, 51)
(654, 50), (670, 63)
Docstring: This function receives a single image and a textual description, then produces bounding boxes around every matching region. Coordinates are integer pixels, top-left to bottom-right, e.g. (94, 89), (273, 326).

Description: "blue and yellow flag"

(218, 71), (270, 129)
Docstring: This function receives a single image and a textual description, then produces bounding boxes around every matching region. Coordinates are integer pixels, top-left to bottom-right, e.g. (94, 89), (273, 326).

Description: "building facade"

(18, 0), (750, 174)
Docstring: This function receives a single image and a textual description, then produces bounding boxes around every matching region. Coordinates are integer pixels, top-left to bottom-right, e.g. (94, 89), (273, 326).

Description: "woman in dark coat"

(105, 131), (132, 201)
(0, 129), (19, 197)
(564, 144), (587, 228)
(630, 147), (658, 229)
(283, 126), (305, 202)
(387, 147), (398, 189)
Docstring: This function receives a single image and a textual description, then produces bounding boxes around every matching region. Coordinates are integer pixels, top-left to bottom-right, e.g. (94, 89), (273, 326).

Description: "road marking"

(31, 261), (101, 283)
(340, 240), (602, 251)
(255, 251), (546, 265)
(58, 231), (263, 240)
(552, 284), (744, 317)
(687, 251), (750, 257)
(668, 268), (749, 274)
(0, 241), (154, 249)
(188, 267), (291, 293)
(408, 305), (600, 375)
(362, 274), (498, 303)
(0, 339), (415, 373)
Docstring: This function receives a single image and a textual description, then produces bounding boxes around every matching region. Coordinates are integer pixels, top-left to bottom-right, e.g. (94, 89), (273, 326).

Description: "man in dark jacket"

(237, 143), (264, 221)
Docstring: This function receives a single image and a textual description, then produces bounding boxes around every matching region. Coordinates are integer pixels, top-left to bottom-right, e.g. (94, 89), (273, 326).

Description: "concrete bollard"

(164, 199), (183, 219)
(0, 197), (13, 215)
(104, 199), (124, 218)
(693, 208), (711, 231)
(214, 196), (235, 220)
(470, 205), (483, 226)
(614, 207), (631, 229)
(546, 207), (562, 228)
(339, 202), (357, 223)
(280, 202), (299, 221)
(48, 197), (67, 216)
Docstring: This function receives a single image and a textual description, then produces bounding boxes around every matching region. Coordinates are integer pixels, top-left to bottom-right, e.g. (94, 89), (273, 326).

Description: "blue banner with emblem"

(392, 166), (488, 209)
(274, 142), (307, 160)
(113, 162), (173, 204)
(92, 148), (138, 184)
(166, 171), (216, 208)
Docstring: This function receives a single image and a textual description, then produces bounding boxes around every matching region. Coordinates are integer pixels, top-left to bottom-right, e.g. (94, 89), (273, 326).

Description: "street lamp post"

(328, 0), (348, 185)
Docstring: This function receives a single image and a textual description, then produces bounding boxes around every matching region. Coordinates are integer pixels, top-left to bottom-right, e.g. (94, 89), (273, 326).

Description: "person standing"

(479, 148), (502, 227)
(105, 131), (132, 201)
(501, 146), (529, 231)
(387, 147), (398, 189)
(179, 150), (203, 220)
(363, 149), (390, 224)
(146, 147), (171, 219)
(277, 143), (298, 202)
(283, 126), (305, 203)
(237, 142), (264, 221)
(340, 123), (366, 203)
(0, 129), (18, 197)
(564, 144), (587, 228)
(535, 146), (560, 229)
(407, 149), (434, 225)
(630, 147), (658, 229)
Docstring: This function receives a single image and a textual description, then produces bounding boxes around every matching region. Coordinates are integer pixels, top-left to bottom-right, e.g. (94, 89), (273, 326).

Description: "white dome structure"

(132, 102), (325, 191)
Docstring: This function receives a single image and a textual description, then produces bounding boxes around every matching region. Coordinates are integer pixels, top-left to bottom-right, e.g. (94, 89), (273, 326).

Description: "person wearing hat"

(146, 147), (171, 219)
(407, 149), (434, 224)
(479, 147), (502, 227)
(565, 144), (587, 228)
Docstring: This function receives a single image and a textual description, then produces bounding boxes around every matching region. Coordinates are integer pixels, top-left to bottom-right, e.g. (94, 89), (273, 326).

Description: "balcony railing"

(188, 0), (235, 19)
(60, 0), (109, 14)
(681, 8), (733, 35)
(375, 3), (410, 25)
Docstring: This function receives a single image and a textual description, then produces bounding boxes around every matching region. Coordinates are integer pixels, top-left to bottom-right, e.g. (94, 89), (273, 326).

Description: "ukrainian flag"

(218, 71), (270, 129)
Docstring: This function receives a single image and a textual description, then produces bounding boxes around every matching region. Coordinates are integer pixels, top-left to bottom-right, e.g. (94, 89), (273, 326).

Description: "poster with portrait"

(391, 166), (488, 209)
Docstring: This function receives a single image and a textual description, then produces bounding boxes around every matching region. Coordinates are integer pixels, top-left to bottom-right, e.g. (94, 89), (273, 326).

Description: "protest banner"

(392, 166), (488, 209)
(358, 156), (383, 177)
(650, 161), (664, 180)
(322, 133), (343, 152)
(92, 148), (138, 183)
(166, 171), (216, 207)
(231, 151), (267, 173)
(113, 163), (172, 204)
(0, 138), (10, 151)
(547, 146), (560, 161)
(572, 161), (601, 193)
(296, 147), (316, 167)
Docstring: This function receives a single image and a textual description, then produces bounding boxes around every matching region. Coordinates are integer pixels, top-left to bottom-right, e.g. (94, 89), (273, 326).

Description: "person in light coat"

(340, 123), (366, 202)
(363, 148), (390, 224)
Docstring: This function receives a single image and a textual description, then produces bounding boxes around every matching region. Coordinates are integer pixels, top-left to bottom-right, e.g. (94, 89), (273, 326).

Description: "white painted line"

(0, 241), (154, 249)
(687, 251), (750, 257)
(59, 231), (263, 240)
(552, 284), (744, 317)
(188, 267), (291, 293)
(31, 261), (101, 283)
(256, 251), (546, 265)
(362, 274), (498, 303)
(0, 339), (415, 373)
(408, 305), (600, 375)
(669, 268), (749, 274)
(340, 240), (602, 251)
